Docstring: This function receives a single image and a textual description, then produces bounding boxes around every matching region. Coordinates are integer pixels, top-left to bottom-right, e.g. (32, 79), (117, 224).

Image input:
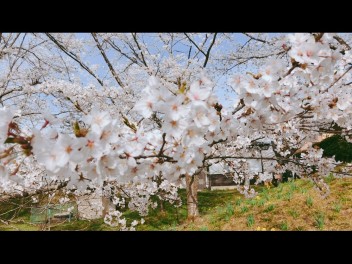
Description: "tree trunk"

(102, 195), (110, 217)
(159, 199), (164, 212)
(185, 173), (199, 220)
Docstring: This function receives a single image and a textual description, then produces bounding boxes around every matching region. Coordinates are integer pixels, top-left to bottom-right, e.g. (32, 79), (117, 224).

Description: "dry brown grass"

(177, 177), (352, 231)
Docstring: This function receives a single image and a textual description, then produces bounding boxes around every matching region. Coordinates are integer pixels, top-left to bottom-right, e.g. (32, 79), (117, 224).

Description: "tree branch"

(131, 33), (148, 67)
(91, 33), (125, 88)
(242, 33), (272, 45)
(45, 33), (104, 86)
(184, 33), (206, 56)
(333, 34), (351, 50)
(158, 133), (167, 156)
(203, 33), (217, 68)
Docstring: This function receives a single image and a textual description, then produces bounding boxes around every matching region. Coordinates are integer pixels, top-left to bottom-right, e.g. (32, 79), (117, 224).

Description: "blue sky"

(74, 33), (245, 107)
(73, 33), (284, 108)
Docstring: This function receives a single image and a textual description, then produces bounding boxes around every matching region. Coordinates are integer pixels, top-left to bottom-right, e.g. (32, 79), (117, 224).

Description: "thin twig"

(45, 33), (104, 86)
(91, 33), (125, 88)
(203, 33), (218, 68)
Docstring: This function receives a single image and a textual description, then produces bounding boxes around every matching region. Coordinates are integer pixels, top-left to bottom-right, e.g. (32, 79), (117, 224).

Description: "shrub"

(317, 135), (352, 162)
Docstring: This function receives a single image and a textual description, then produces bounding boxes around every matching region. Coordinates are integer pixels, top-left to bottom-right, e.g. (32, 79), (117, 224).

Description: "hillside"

(0, 176), (351, 231)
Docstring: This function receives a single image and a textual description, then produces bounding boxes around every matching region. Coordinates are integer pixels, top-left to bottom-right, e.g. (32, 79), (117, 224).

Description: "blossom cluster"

(1, 33), (351, 227)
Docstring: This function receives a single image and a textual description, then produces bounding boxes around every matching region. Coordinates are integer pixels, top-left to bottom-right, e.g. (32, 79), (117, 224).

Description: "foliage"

(318, 135), (352, 162)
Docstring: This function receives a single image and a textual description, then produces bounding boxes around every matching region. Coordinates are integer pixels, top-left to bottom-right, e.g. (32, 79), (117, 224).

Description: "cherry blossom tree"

(1, 32), (352, 228)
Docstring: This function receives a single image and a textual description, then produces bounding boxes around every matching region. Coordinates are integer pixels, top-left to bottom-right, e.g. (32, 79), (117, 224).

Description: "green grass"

(235, 198), (242, 206)
(0, 188), (243, 231)
(299, 187), (308, 194)
(284, 192), (293, 201)
(333, 202), (342, 213)
(280, 221), (288, 231)
(264, 204), (275, 213)
(247, 214), (255, 227)
(288, 209), (299, 219)
(240, 206), (249, 213)
(289, 182), (298, 191)
(277, 185), (284, 193)
(1, 177), (352, 231)
(314, 212), (325, 230)
(246, 199), (258, 206)
(226, 203), (235, 216)
(257, 199), (266, 207)
(306, 196), (313, 207)
(325, 173), (335, 184)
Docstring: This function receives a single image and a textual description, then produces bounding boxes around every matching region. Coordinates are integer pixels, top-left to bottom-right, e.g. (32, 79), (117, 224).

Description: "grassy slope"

(0, 176), (351, 231)
(184, 177), (352, 231)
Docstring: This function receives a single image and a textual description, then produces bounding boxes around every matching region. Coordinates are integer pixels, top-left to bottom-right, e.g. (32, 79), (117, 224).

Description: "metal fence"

(30, 202), (78, 224)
